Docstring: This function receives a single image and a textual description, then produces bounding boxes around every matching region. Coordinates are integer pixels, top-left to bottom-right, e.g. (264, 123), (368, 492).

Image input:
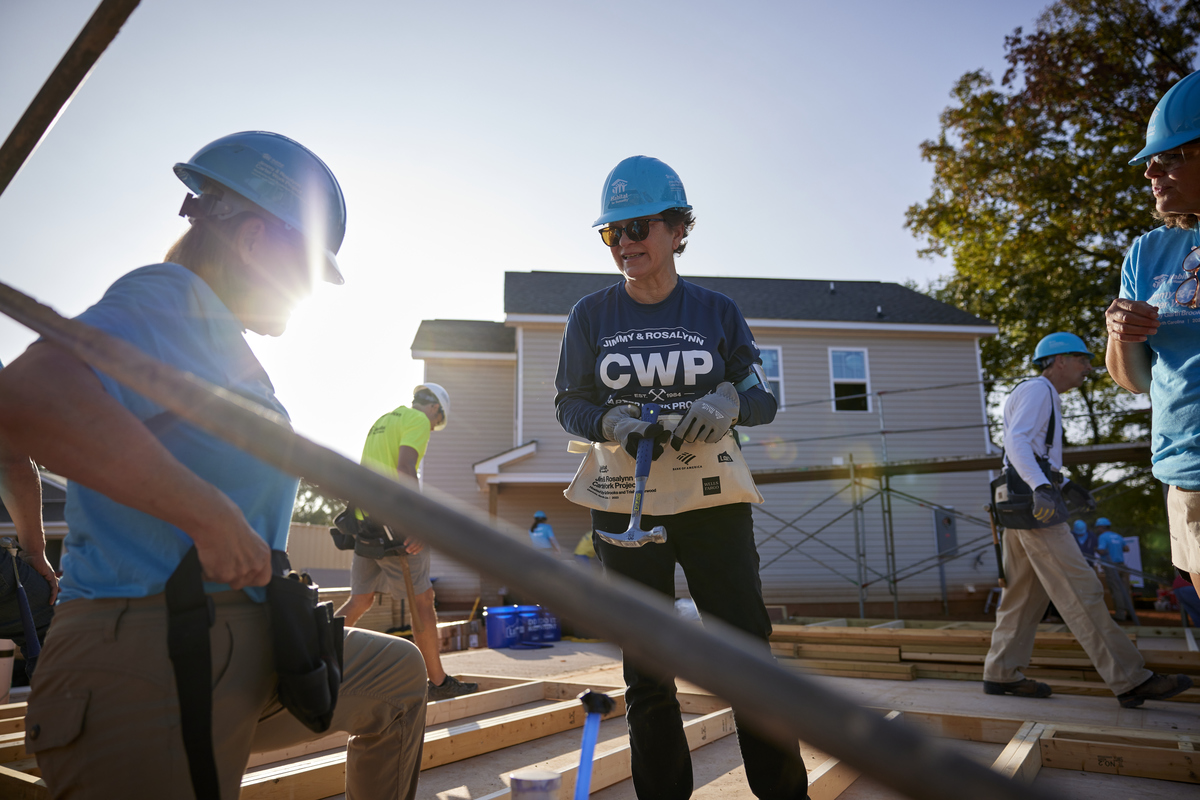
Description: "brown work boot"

(983, 678), (1052, 698)
(427, 674), (479, 701)
(1118, 673), (1193, 708)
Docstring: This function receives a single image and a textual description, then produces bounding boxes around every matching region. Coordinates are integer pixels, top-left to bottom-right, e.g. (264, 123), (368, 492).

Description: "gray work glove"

(1031, 485), (1064, 523)
(601, 404), (670, 460)
(672, 382), (740, 448)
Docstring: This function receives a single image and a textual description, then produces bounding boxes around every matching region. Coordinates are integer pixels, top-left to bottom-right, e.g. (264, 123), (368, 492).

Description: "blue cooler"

(540, 609), (561, 641)
(484, 605), (520, 649)
(516, 605), (542, 643)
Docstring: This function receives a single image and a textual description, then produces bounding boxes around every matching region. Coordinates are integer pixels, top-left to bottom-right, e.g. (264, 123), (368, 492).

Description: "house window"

(829, 348), (870, 412)
(758, 345), (784, 408)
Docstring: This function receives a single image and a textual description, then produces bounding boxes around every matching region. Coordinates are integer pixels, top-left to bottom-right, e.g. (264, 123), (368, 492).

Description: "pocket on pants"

(25, 690), (89, 755)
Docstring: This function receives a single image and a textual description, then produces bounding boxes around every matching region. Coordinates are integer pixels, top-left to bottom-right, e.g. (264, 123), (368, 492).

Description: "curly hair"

(661, 207), (696, 255)
(1153, 209), (1199, 230)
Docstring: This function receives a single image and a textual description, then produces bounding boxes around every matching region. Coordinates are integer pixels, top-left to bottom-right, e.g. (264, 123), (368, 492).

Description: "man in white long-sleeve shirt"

(983, 332), (1192, 708)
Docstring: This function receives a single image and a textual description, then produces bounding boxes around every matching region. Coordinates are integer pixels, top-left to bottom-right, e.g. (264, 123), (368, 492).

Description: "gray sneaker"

(428, 674), (479, 701)
(1118, 673), (1193, 708)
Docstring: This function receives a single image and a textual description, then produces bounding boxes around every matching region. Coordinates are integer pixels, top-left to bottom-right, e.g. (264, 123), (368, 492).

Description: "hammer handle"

(634, 403), (661, 479)
(399, 553), (423, 636)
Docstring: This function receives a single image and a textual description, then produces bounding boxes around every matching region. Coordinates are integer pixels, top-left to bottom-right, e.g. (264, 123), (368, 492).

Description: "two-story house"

(414, 272), (999, 616)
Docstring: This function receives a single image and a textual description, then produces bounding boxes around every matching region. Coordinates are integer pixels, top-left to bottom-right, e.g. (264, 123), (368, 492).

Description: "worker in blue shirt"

(1096, 518), (1139, 624)
(1072, 519), (1098, 559)
(528, 511), (561, 555)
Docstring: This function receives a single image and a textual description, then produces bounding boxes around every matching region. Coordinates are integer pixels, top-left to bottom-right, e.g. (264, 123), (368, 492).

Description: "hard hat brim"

(593, 202), (693, 228)
(1129, 131), (1200, 165)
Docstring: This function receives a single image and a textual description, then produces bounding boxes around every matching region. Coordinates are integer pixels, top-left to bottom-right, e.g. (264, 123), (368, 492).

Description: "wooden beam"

(241, 692), (626, 799)
(0, 765), (47, 800)
(0, 703), (26, 722)
(1040, 724), (1200, 783)
(539, 682), (727, 715)
(990, 721), (1044, 784)
(478, 707), (738, 800)
(0, 731), (28, 764)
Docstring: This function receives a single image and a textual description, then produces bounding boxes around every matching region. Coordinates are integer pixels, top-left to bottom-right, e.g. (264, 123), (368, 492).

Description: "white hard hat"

(415, 383), (450, 430)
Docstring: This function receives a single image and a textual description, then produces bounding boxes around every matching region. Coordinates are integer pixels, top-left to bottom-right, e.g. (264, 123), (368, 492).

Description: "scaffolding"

(745, 382), (1153, 619)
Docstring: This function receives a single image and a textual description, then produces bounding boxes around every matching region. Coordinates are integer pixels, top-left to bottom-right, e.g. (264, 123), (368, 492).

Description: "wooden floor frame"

(1, 675), (1196, 798)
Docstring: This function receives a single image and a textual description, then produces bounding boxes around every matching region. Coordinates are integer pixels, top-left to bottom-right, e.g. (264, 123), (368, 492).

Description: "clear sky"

(0, 0), (1052, 458)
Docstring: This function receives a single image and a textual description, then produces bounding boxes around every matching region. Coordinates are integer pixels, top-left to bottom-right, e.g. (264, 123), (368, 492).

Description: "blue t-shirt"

(554, 278), (775, 441)
(1096, 531), (1126, 564)
(1120, 225), (1200, 488)
(60, 264), (298, 602)
(529, 522), (557, 550)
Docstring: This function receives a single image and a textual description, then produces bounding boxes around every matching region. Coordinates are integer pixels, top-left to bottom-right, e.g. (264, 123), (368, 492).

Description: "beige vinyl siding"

(414, 358), (516, 604)
(735, 328), (994, 603)
(509, 324), (583, 475)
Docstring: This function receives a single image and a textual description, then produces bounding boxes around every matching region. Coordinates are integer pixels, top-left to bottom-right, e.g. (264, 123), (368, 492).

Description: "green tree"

(292, 478), (344, 526)
(907, 0), (1200, 465)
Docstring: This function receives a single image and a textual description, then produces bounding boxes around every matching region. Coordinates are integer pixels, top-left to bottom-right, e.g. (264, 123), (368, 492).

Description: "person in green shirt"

(336, 384), (478, 701)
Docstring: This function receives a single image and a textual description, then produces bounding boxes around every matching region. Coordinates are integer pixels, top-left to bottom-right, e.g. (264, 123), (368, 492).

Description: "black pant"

(592, 503), (809, 800)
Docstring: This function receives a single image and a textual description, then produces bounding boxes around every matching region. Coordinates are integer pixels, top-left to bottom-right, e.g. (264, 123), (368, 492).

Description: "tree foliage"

(292, 478), (344, 526)
(907, 0), (1200, 457)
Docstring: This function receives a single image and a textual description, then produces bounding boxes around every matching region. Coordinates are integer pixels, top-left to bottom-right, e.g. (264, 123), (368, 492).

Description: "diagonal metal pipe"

(0, 0), (142, 197)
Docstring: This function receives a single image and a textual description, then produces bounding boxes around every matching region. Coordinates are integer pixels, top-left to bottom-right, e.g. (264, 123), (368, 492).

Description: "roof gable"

(412, 320), (515, 353)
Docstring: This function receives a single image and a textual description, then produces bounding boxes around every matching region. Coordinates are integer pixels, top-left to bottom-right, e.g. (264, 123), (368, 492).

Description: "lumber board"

(771, 624), (1133, 653)
(427, 681), (547, 725)
(1041, 731), (1200, 783)
(990, 721), (1044, 784)
(804, 619), (848, 627)
(795, 644), (901, 663)
(899, 710), (1024, 745)
(1140, 647), (1200, 672)
(0, 717), (23, 735)
(0, 730), (28, 763)
(422, 692), (626, 770)
(243, 691), (626, 799)
(478, 708), (738, 800)
(242, 751), (346, 800)
(783, 658), (915, 681)
(1043, 678), (1200, 703)
(868, 620), (905, 628)
(456, 674), (539, 691)
(246, 681), (552, 769)
(0, 764), (47, 800)
(3, 757), (38, 776)
(0, 703), (26, 721)
(540, 682), (728, 715)
(245, 731), (348, 769)
(1186, 627), (1198, 652)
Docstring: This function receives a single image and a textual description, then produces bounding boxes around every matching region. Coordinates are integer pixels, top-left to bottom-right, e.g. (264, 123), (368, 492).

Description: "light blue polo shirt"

(1120, 225), (1200, 488)
(1097, 531), (1126, 564)
(60, 263), (298, 602)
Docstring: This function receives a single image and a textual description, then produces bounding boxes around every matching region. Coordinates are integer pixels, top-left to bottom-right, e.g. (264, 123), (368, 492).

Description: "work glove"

(1061, 480), (1098, 512)
(601, 404), (670, 460)
(672, 382), (740, 448)
(1031, 485), (1065, 523)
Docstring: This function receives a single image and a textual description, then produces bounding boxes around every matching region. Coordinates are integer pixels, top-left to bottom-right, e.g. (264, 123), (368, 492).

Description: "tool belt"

(166, 547), (344, 800)
(990, 457), (1068, 530)
(330, 507), (407, 559)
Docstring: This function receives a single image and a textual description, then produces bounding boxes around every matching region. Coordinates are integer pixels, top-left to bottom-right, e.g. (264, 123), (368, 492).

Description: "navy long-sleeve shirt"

(554, 278), (776, 442)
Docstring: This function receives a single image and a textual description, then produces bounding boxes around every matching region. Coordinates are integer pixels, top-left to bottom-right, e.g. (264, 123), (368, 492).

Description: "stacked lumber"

(770, 620), (1200, 701)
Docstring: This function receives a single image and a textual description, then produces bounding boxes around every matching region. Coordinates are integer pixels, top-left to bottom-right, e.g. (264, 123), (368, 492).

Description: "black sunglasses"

(598, 217), (664, 247)
(1175, 247), (1200, 308)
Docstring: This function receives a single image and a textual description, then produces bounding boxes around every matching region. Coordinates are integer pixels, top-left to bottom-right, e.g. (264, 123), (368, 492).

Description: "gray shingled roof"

(504, 271), (991, 326)
(411, 320), (515, 353)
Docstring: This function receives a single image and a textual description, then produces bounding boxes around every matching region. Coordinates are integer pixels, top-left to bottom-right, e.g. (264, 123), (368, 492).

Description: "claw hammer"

(596, 403), (667, 548)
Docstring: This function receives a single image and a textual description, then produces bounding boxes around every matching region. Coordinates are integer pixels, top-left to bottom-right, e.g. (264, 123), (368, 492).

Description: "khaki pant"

(26, 591), (427, 799)
(983, 523), (1151, 695)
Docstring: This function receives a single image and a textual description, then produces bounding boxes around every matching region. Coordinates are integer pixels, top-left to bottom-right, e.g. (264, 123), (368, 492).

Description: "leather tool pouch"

(991, 457), (1068, 530)
(268, 550), (345, 734)
(330, 507), (407, 560)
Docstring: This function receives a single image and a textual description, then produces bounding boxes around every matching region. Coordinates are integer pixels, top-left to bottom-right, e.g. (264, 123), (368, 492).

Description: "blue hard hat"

(1095, 517), (1111, 527)
(594, 156), (691, 227)
(174, 131), (347, 285)
(1033, 332), (1092, 363)
(1072, 520), (1088, 534)
(533, 510), (547, 519)
(1130, 71), (1200, 165)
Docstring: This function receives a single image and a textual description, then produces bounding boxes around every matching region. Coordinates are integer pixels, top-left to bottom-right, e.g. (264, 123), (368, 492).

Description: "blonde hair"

(1153, 210), (1199, 230)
